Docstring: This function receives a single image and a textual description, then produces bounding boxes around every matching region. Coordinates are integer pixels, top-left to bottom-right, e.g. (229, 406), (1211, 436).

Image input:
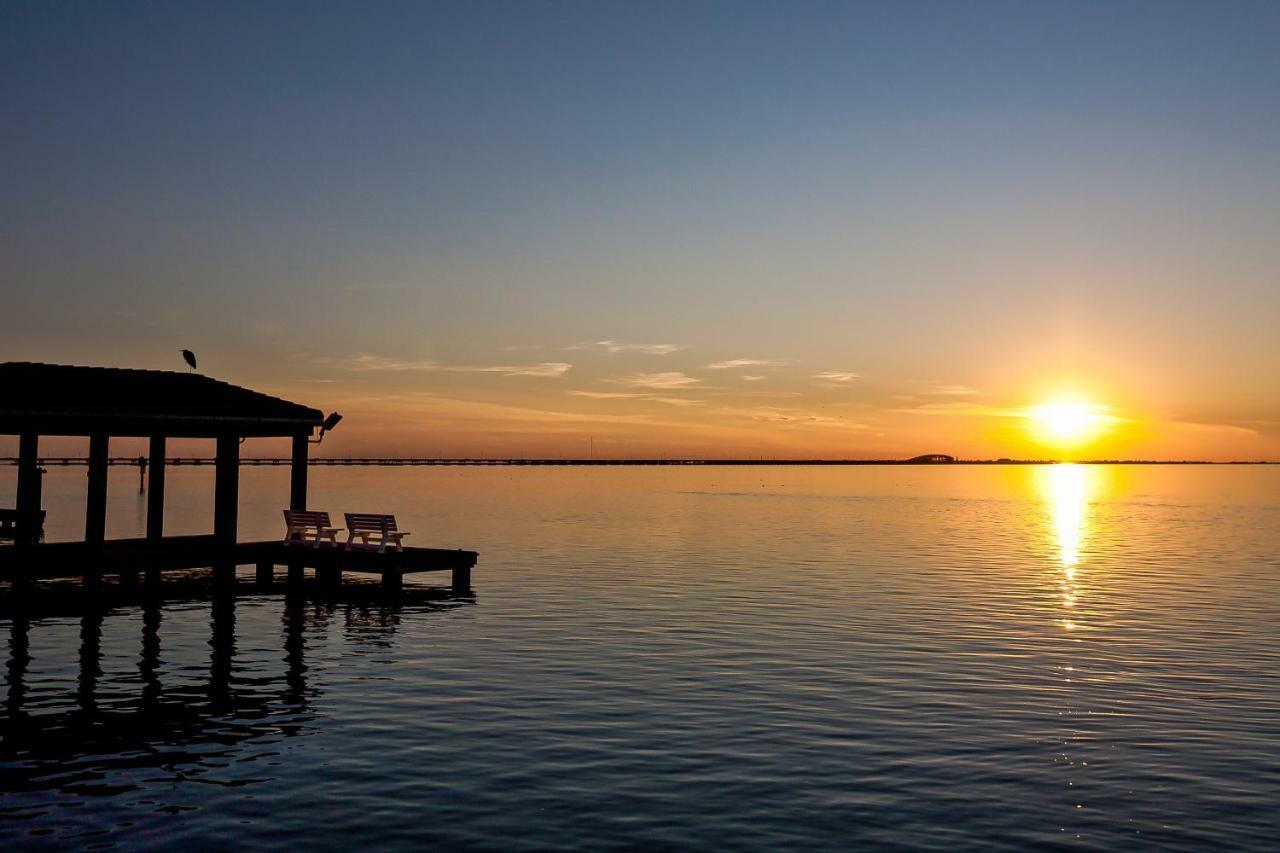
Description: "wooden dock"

(0, 536), (477, 594)
(1, 363), (480, 599)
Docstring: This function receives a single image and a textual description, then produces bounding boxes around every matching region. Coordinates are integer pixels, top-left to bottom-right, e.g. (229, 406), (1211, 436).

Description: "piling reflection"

(140, 598), (162, 709)
(282, 598), (308, 706)
(1, 581), (471, 798)
(4, 613), (28, 723)
(77, 609), (103, 714)
(209, 594), (236, 706)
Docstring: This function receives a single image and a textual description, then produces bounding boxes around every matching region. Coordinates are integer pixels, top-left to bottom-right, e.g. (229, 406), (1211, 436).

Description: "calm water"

(2, 464), (1278, 850)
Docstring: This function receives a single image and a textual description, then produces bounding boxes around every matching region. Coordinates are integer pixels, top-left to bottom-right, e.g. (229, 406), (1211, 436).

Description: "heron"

(181, 349), (197, 371)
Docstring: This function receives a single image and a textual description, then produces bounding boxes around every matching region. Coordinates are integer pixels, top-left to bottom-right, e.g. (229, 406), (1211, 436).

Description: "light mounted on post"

(310, 411), (343, 444)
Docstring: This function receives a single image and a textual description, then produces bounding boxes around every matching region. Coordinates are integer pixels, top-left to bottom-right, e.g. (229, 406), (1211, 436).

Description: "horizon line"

(2, 456), (1275, 467)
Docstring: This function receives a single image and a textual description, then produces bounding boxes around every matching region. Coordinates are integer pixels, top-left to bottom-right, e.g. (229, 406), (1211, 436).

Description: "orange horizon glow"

(0, 368), (1273, 463)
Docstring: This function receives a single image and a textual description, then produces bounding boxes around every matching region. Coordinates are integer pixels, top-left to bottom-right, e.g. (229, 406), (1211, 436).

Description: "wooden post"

(318, 565), (341, 591)
(287, 433), (308, 584)
(85, 433), (109, 546)
(290, 432), (309, 511)
(452, 564), (471, 595)
(213, 559), (237, 590)
(214, 434), (239, 546)
(213, 434), (240, 590)
(146, 435), (166, 541)
(256, 559), (273, 587)
(15, 432), (39, 547)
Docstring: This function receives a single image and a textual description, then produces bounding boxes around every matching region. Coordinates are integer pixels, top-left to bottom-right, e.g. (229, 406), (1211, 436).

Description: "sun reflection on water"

(1039, 463), (1096, 630)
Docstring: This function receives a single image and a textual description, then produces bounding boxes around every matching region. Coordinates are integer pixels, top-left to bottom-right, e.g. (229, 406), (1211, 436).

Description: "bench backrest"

(345, 513), (398, 533)
(283, 509), (332, 528)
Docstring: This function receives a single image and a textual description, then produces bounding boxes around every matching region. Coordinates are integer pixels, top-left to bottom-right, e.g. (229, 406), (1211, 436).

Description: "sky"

(3, 1), (1279, 460)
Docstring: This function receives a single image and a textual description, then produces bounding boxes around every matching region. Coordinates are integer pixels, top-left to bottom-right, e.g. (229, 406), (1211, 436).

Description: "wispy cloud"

(740, 375), (766, 382)
(611, 372), (701, 390)
(475, 363), (572, 378)
(926, 384), (979, 396)
(893, 401), (1130, 424)
(571, 340), (686, 356)
(568, 391), (643, 400)
(349, 354), (439, 371)
(648, 396), (704, 407)
(813, 371), (860, 384)
(348, 353), (571, 378)
(568, 389), (703, 407)
(719, 406), (872, 429)
(705, 358), (788, 370)
(895, 401), (1000, 417)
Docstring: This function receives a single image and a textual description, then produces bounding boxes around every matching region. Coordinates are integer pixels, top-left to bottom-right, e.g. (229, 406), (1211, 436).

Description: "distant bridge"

(1, 456), (1243, 467)
(3, 455), (966, 467)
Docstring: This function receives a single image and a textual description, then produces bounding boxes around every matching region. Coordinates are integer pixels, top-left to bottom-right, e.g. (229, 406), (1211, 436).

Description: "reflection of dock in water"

(1, 582), (470, 796)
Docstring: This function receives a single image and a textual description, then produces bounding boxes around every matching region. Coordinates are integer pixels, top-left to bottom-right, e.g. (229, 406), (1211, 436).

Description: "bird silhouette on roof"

(181, 349), (197, 372)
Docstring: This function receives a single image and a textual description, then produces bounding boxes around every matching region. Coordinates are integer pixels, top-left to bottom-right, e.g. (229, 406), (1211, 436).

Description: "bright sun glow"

(1027, 399), (1112, 449)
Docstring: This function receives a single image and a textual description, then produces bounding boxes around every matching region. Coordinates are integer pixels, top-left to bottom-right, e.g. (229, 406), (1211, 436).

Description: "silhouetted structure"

(0, 361), (324, 549)
(0, 362), (476, 593)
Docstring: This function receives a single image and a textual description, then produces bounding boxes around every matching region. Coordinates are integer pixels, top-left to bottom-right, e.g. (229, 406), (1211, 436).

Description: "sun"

(1027, 399), (1111, 450)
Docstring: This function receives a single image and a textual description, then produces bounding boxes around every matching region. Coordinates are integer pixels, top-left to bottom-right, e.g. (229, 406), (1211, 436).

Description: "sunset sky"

(3, 2), (1279, 460)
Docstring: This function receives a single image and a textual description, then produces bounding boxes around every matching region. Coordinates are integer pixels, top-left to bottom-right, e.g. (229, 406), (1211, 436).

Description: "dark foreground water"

(2, 464), (1278, 850)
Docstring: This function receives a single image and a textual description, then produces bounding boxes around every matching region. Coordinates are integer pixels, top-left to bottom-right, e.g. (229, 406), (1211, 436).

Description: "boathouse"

(0, 362), (475, 591)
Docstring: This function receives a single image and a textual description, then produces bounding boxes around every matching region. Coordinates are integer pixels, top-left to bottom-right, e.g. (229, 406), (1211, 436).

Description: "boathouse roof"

(0, 362), (324, 437)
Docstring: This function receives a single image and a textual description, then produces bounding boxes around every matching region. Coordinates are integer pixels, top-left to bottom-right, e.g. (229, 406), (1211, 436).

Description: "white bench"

(282, 509), (341, 546)
(344, 513), (410, 552)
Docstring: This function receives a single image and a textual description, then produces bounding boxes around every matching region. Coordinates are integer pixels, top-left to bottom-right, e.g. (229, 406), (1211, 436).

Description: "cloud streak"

(718, 405), (872, 429)
(706, 358), (789, 370)
(348, 354), (571, 378)
(569, 390), (703, 407)
(568, 391), (643, 400)
(571, 340), (686, 355)
(813, 371), (860, 384)
(925, 384), (979, 396)
(610, 371), (701, 390)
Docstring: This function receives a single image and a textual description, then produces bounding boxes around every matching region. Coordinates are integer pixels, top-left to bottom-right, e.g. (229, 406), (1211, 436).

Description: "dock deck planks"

(0, 535), (477, 592)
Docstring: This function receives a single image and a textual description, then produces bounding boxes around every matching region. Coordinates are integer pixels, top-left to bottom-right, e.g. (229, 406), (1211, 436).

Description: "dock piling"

(213, 560), (236, 591)
(382, 568), (402, 593)
(452, 564), (471, 594)
(317, 565), (341, 591)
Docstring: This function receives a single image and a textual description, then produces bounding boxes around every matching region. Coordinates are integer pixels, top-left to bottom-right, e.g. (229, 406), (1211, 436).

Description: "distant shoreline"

(2, 457), (1274, 467)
